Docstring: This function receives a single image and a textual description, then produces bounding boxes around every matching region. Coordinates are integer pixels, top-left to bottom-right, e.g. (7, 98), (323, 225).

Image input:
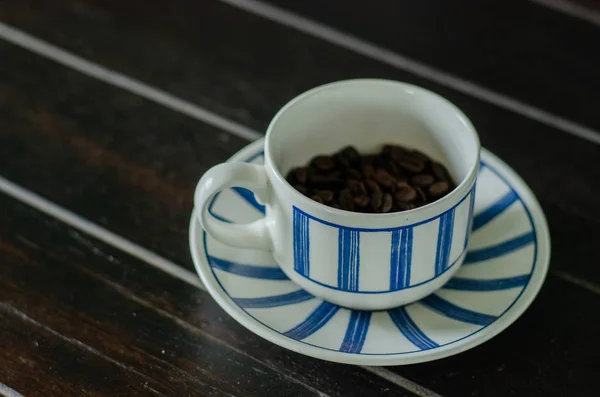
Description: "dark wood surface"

(1, 1), (599, 396)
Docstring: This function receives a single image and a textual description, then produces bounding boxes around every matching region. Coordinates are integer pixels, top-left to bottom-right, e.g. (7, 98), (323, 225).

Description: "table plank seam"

(0, 302), (168, 396)
(0, 174), (439, 397)
(1, 16), (600, 149)
(218, 0), (600, 146)
(0, 22), (261, 142)
(530, 0), (600, 27)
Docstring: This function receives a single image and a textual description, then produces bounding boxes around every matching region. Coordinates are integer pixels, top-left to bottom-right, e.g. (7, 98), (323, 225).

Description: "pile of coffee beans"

(286, 144), (456, 213)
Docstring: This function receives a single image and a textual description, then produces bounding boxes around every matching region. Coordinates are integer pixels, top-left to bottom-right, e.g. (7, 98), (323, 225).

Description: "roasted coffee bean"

(383, 144), (409, 160)
(339, 189), (355, 211)
(353, 195), (370, 208)
(340, 146), (360, 163)
(335, 153), (351, 169)
(361, 162), (375, 178)
(396, 201), (416, 211)
(399, 156), (426, 173)
(415, 186), (428, 203)
(394, 185), (417, 203)
(311, 195), (324, 204)
(374, 169), (396, 188)
(385, 160), (401, 176)
(365, 179), (380, 193)
(294, 184), (309, 196)
(370, 190), (383, 211)
(313, 155), (336, 171)
(285, 143), (455, 213)
(431, 162), (451, 182)
(346, 179), (367, 196)
(429, 181), (450, 198)
(381, 193), (393, 213)
(412, 174), (435, 186)
(346, 168), (363, 180)
(311, 173), (344, 189)
(411, 150), (431, 162)
(315, 190), (334, 203)
(295, 167), (308, 184)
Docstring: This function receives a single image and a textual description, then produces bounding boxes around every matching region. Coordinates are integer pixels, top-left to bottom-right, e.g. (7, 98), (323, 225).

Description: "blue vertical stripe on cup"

(390, 228), (413, 290)
(435, 208), (456, 276)
(464, 188), (477, 249)
(338, 229), (361, 291)
(293, 208), (311, 277)
(340, 311), (372, 353)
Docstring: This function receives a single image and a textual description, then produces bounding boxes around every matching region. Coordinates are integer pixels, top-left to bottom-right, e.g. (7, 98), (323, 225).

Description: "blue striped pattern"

(421, 294), (497, 326)
(231, 187), (266, 214)
(434, 209), (456, 276)
(444, 275), (531, 291)
(464, 189), (477, 249)
(340, 311), (372, 353)
(472, 190), (518, 232)
(284, 302), (340, 340)
(338, 229), (361, 291)
(209, 256), (288, 280)
(388, 307), (439, 350)
(464, 232), (535, 264)
(293, 208), (311, 277)
(390, 228), (413, 290)
(233, 290), (315, 308)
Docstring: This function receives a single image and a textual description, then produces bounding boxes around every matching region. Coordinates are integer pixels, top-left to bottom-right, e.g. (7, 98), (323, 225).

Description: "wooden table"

(1, 1), (599, 396)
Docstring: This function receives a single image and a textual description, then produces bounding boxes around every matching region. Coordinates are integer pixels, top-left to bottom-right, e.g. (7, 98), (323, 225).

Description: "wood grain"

(0, 194), (416, 397)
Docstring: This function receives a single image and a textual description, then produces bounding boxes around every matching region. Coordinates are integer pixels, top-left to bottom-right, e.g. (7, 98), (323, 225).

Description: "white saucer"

(189, 139), (550, 366)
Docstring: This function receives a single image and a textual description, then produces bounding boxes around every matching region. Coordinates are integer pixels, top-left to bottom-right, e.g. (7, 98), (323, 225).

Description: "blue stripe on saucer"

(421, 294), (497, 326)
(388, 307), (439, 350)
(340, 311), (372, 353)
(233, 289), (315, 309)
(444, 275), (531, 291)
(284, 302), (340, 340)
(208, 256), (289, 280)
(472, 190), (518, 232)
(464, 232), (535, 264)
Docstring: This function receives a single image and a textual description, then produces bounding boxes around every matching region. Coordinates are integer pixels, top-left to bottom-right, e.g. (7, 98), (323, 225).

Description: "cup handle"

(194, 162), (272, 250)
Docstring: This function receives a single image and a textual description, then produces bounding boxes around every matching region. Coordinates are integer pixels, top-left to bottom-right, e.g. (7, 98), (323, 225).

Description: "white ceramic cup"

(195, 79), (480, 310)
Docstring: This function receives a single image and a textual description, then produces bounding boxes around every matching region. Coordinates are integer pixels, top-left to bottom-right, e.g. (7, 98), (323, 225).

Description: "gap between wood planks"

(0, 177), (443, 397)
(0, 302), (167, 396)
(0, 11), (597, 397)
(530, 0), (600, 27)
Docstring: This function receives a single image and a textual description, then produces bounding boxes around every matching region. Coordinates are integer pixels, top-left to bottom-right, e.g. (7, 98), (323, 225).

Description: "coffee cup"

(194, 79), (480, 310)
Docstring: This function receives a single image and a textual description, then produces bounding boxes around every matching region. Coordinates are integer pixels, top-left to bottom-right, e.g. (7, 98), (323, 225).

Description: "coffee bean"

(311, 195), (324, 204)
(365, 179), (380, 193)
(385, 160), (401, 176)
(399, 156), (426, 173)
(311, 173), (344, 189)
(353, 195), (370, 208)
(429, 181), (450, 198)
(294, 184), (308, 196)
(396, 201), (416, 211)
(295, 167), (308, 184)
(315, 190), (334, 203)
(346, 179), (367, 196)
(335, 153), (351, 169)
(374, 169), (396, 188)
(412, 174), (435, 186)
(361, 162), (375, 178)
(381, 193), (393, 213)
(370, 190), (383, 211)
(345, 167), (363, 180)
(431, 162), (451, 182)
(340, 146), (360, 163)
(313, 155), (336, 171)
(411, 150), (431, 162)
(339, 189), (355, 211)
(285, 143), (455, 213)
(415, 186), (428, 203)
(394, 185), (417, 203)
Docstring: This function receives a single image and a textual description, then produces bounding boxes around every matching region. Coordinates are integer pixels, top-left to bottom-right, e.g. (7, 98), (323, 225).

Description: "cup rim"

(264, 78), (481, 220)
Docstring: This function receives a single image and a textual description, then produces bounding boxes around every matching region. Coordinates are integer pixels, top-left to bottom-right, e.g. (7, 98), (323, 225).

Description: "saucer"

(189, 139), (550, 365)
